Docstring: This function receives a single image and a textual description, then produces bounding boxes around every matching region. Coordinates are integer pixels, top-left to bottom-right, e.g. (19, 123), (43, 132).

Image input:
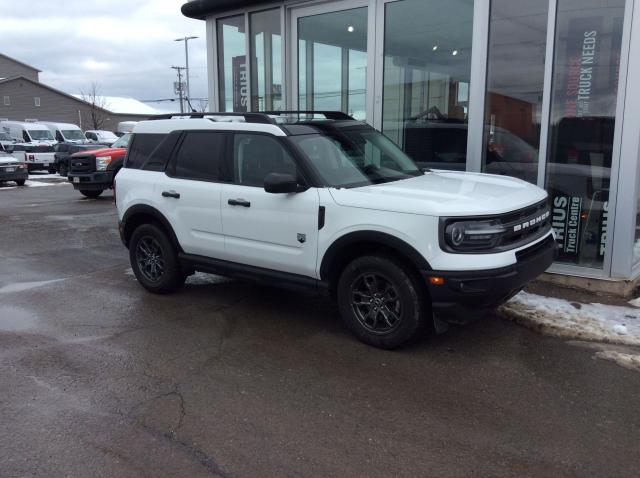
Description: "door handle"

(228, 198), (251, 207)
(162, 190), (180, 199)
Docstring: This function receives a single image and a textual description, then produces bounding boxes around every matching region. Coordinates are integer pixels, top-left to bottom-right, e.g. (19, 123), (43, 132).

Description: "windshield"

(0, 132), (11, 141)
(28, 130), (54, 141)
(61, 129), (85, 140)
(98, 131), (118, 140)
(111, 133), (131, 148)
(290, 128), (422, 188)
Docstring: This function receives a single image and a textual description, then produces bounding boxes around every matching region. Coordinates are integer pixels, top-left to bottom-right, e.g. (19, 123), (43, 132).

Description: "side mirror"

(264, 173), (303, 194)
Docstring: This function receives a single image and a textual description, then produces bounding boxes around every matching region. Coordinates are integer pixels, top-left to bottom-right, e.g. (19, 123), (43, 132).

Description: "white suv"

(116, 112), (557, 349)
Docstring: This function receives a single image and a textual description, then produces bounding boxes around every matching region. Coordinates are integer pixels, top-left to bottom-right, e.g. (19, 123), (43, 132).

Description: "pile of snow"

(500, 291), (640, 346)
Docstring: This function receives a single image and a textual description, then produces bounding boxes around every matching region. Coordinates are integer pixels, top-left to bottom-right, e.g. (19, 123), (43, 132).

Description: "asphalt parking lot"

(1, 179), (640, 478)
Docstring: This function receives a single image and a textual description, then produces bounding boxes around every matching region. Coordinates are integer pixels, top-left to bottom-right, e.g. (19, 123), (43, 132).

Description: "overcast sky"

(0, 0), (207, 109)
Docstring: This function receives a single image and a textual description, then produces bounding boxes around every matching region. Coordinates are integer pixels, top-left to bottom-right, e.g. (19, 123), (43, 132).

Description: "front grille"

(498, 200), (551, 248)
(69, 154), (95, 173)
(516, 234), (555, 262)
(0, 162), (20, 169)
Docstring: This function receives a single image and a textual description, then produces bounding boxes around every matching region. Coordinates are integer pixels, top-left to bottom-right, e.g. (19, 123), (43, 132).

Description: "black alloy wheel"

(350, 272), (402, 334)
(135, 235), (166, 283)
(337, 255), (429, 349)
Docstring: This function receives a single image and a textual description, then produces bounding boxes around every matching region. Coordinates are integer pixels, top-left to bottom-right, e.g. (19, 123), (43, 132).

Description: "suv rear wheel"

(337, 255), (429, 349)
(130, 224), (185, 294)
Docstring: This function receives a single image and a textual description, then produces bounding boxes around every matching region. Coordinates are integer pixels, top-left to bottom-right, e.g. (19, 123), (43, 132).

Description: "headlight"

(443, 219), (507, 252)
(96, 156), (112, 171)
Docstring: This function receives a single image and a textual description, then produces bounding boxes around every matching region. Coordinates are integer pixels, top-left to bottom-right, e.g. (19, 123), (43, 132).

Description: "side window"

(22, 131), (30, 142)
(55, 131), (64, 142)
(172, 132), (225, 181)
(125, 133), (165, 170)
(233, 134), (297, 187)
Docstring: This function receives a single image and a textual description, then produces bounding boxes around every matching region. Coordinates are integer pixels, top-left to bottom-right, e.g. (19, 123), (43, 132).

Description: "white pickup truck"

(4, 144), (56, 173)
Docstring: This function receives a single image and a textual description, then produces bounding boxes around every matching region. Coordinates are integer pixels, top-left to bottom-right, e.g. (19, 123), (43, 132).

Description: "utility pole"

(175, 36), (198, 111)
(171, 66), (186, 113)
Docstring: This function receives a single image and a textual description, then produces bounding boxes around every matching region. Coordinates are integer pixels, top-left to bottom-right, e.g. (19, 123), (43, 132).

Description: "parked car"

(68, 133), (132, 197)
(0, 121), (57, 146)
(40, 122), (87, 144)
(0, 143), (28, 186)
(115, 112), (557, 349)
(85, 130), (118, 146)
(53, 143), (104, 176)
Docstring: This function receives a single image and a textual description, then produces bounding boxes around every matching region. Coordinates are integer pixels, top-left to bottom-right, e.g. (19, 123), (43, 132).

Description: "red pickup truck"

(67, 133), (130, 198)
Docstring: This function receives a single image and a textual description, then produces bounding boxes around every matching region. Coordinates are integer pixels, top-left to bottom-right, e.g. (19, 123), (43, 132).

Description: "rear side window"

(171, 132), (226, 182)
(125, 134), (165, 169)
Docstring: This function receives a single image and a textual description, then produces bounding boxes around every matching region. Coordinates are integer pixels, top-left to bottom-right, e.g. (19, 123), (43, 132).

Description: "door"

(222, 133), (320, 278)
(155, 131), (227, 259)
(290, 1), (370, 121)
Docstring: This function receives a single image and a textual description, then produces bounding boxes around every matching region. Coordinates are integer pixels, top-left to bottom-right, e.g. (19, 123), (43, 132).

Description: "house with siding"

(0, 52), (154, 131)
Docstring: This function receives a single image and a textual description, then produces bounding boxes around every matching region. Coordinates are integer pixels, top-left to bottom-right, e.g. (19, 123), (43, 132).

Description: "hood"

(329, 170), (548, 217)
(71, 147), (126, 157)
(0, 154), (20, 165)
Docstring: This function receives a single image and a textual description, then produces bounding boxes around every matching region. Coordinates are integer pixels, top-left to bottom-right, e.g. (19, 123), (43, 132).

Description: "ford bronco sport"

(116, 112), (557, 349)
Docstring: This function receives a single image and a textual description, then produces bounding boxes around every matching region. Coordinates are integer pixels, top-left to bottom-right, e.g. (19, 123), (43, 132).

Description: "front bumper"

(0, 168), (28, 182)
(68, 171), (114, 190)
(423, 233), (558, 324)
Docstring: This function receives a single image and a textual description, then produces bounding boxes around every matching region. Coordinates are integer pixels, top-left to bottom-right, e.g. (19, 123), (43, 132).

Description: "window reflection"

(546, 0), (625, 268)
(297, 7), (368, 120)
(483, 0), (548, 184)
(250, 9), (282, 111)
(217, 15), (247, 112)
(382, 0), (473, 171)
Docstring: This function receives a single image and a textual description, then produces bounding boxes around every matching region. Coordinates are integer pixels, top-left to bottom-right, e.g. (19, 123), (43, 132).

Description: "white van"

(40, 122), (87, 144)
(0, 121), (57, 146)
(0, 121), (56, 171)
(116, 121), (138, 137)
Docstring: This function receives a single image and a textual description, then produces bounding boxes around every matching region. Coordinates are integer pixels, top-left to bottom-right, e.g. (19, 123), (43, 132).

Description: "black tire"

(129, 223), (185, 294)
(337, 255), (429, 349)
(48, 166), (56, 174)
(15, 179), (26, 186)
(79, 189), (103, 198)
(59, 165), (68, 177)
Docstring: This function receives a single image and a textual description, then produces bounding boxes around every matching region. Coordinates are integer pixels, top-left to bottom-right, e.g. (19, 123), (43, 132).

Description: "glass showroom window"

(381, 0), (474, 171)
(482, 0), (548, 184)
(546, 0), (626, 269)
(297, 7), (368, 119)
(250, 9), (282, 111)
(217, 15), (247, 112)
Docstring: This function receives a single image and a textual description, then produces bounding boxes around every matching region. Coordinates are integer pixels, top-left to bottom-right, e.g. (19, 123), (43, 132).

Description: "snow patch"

(500, 291), (640, 346)
(595, 350), (640, 371)
(186, 272), (230, 286)
(0, 278), (65, 294)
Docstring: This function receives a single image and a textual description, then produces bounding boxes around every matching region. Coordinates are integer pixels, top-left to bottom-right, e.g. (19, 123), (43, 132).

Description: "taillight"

(27, 154), (35, 160)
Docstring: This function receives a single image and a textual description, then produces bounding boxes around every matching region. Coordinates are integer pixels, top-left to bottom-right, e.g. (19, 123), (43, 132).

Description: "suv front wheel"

(337, 255), (429, 349)
(130, 224), (185, 294)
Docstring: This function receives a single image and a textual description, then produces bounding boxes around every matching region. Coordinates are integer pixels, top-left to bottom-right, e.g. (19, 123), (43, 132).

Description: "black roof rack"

(262, 111), (355, 121)
(147, 112), (276, 124)
(147, 110), (355, 124)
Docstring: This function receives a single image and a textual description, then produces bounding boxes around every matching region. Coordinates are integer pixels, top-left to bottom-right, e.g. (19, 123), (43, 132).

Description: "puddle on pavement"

(0, 278), (64, 294)
(0, 306), (39, 332)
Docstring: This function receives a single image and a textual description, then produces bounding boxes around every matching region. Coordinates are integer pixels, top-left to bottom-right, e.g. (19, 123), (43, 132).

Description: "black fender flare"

(319, 230), (432, 281)
(121, 204), (181, 250)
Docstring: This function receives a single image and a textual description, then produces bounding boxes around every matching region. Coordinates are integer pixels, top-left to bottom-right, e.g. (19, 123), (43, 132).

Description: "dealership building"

(182, 0), (640, 292)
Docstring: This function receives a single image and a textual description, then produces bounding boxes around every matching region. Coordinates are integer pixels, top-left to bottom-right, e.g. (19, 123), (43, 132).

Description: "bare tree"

(80, 82), (110, 130)
(195, 98), (209, 113)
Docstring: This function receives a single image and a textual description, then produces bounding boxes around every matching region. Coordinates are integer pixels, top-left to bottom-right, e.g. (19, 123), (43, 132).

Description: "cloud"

(0, 0), (207, 106)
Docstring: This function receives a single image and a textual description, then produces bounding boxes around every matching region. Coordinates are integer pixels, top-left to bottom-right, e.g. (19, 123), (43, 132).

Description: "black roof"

(182, 0), (274, 19)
